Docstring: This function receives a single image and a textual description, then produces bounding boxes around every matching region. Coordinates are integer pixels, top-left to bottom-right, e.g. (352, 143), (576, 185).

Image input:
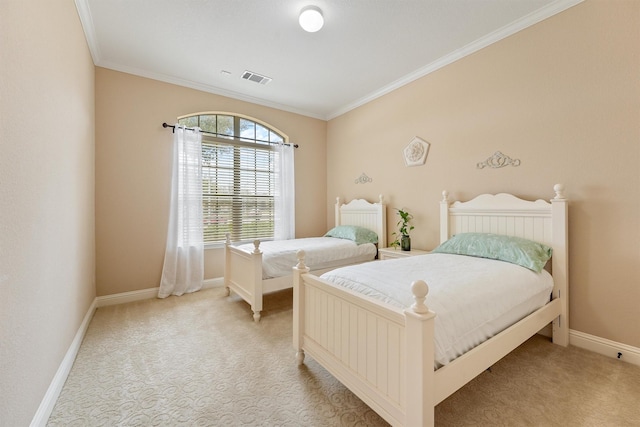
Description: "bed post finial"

(252, 240), (261, 254)
(411, 280), (430, 314)
(295, 250), (307, 270)
(553, 184), (566, 200)
(378, 194), (384, 204)
(336, 197), (341, 206)
(225, 233), (231, 245)
(440, 191), (451, 244)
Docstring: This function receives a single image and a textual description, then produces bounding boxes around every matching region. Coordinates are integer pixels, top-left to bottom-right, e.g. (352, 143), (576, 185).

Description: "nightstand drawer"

(378, 247), (430, 260)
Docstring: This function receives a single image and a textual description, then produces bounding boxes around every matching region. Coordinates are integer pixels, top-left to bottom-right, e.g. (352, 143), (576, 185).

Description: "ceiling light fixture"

(299, 6), (324, 33)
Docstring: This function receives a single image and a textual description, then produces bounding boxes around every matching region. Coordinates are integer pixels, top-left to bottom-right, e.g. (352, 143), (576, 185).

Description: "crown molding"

(74, 0), (100, 64)
(75, 0), (583, 122)
(97, 60), (327, 120)
(327, 0), (584, 120)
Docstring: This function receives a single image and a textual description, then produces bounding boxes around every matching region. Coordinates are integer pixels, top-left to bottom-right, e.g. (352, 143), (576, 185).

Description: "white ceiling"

(76, 0), (581, 120)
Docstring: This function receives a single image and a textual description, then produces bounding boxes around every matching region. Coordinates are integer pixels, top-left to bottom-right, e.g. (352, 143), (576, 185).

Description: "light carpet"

(48, 287), (640, 426)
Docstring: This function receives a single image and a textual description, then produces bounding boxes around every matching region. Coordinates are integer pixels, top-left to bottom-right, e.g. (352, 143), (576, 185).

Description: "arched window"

(178, 113), (289, 244)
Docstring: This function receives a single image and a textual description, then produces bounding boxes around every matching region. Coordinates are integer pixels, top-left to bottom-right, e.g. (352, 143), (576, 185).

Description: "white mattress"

(237, 237), (377, 279)
(320, 253), (553, 367)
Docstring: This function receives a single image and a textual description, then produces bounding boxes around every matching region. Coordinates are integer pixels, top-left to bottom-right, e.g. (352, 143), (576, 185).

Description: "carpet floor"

(47, 287), (640, 426)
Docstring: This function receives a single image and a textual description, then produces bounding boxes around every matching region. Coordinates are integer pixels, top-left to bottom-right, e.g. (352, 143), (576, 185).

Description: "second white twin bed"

(224, 196), (387, 321)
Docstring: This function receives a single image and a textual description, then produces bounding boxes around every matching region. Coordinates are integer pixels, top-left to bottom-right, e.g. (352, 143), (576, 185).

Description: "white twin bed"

(224, 196), (387, 321)
(292, 185), (569, 426)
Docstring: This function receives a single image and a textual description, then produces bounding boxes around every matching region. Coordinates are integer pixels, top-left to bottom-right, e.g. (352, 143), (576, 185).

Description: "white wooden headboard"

(440, 189), (562, 246)
(439, 184), (569, 345)
(335, 195), (387, 248)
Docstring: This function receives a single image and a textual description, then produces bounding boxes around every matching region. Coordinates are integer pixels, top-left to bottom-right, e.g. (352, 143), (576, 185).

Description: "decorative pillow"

(324, 225), (378, 245)
(432, 233), (552, 272)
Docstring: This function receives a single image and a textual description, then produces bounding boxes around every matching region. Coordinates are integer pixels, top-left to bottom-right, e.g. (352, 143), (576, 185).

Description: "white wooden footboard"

(224, 237), (263, 321)
(293, 251), (437, 427)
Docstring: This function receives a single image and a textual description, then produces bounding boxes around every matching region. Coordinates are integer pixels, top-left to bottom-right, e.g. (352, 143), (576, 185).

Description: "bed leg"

(224, 233), (232, 298)
(253, 310), (261, 322)
(551, 187), (569, 347)
(293, 250), (310, 366)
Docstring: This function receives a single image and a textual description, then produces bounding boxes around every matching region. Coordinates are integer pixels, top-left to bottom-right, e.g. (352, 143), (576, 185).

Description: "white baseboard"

(96, 277), (224, 307)
(570, 329), (640, 367)
(30, 298), (97, 427)
(96, 287), (159, 307)
(202, 277), (224, 289)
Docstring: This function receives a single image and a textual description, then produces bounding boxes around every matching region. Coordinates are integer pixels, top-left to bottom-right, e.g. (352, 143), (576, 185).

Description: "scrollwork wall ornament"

(477, 151), (521, 169)
(354, 172), (372, 184)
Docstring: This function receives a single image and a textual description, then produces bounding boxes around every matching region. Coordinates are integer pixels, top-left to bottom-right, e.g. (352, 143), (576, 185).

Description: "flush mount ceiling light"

(299, 5), (324, 32)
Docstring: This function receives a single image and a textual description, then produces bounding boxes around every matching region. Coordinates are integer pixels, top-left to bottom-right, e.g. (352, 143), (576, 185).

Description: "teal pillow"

(432, 233), (552, 272)
(324, 225), (378, 245)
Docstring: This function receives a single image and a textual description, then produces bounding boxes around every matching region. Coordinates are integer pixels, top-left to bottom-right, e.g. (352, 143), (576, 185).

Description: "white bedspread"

(320, 253), (553, 367)
(237, 237), (377, 279)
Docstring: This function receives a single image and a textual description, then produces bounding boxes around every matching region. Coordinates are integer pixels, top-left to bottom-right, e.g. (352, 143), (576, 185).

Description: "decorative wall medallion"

(354, 172), (372, 184)
(403, 137), (430, 167)
(477, 151), (521, 169)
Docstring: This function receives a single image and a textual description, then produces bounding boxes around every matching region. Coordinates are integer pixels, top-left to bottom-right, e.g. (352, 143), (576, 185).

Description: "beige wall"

(2, 0), (635, 423)
(327, 0), (639, 348)
(95, 68), (327, 296)
(0, 1), (95, 425)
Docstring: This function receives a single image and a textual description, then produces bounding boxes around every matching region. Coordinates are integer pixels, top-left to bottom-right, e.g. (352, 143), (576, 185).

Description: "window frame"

(177, 112), (289, 248)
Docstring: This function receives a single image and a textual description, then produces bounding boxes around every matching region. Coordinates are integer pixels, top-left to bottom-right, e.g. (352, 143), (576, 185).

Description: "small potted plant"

(390, 208), (414, 251)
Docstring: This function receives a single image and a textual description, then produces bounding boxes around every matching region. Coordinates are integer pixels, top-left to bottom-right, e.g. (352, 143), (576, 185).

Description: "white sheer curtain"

(273, 142), (295, 240)
(158, 126), (204, 298)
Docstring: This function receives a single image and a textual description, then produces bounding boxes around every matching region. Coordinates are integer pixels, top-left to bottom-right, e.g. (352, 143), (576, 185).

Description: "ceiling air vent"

(241, 70), (272, 85)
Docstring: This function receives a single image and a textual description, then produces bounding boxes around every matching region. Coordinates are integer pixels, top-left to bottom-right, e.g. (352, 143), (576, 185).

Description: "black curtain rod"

(162, 123), (298, 148)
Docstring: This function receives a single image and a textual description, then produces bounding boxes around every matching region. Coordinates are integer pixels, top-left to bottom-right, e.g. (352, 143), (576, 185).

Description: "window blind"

(202, 135), (276, 243)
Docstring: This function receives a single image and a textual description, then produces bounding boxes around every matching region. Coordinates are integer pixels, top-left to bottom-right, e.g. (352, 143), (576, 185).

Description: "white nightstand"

(378, 247), (430, 260)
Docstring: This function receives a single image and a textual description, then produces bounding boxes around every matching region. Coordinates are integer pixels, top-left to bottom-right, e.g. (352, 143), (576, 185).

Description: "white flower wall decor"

(403, 136), (430, 167)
